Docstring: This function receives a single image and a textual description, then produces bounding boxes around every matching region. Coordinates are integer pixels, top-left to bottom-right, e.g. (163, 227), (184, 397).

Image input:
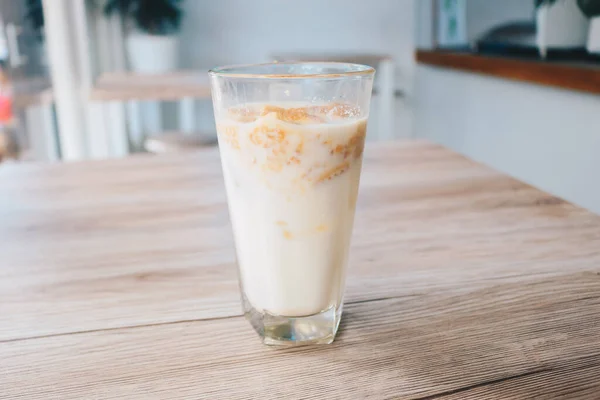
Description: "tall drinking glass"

(209, 62), (375, 345)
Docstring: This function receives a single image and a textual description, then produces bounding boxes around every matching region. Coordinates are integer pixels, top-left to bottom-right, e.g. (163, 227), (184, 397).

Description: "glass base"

(243, 296), (342, 345)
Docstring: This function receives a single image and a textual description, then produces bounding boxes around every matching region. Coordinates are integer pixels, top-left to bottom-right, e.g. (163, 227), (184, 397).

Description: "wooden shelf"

(89, 71), (212, 102)
(10, 76), (54, 108)
(416, 50), (600, 95)
(13, 88), (54, 108)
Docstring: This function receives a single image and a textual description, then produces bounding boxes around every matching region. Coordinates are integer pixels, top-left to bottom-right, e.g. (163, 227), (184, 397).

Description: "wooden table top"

(89, 71), (212, 102)
(2, 141), (600, 399)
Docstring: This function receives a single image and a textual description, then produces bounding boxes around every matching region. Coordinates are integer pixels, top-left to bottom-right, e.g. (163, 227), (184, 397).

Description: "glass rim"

(208, 62), (375, 79)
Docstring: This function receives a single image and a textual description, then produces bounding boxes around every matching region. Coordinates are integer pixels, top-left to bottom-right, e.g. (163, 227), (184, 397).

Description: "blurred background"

(0, 0), (598, 213)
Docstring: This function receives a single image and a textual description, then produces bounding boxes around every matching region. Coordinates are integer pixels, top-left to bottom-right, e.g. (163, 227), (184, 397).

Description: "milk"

(216, 103), (366, 317)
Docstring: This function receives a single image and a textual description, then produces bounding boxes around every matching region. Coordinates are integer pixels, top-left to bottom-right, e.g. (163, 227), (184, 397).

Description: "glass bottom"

(242, 295), (342, 345)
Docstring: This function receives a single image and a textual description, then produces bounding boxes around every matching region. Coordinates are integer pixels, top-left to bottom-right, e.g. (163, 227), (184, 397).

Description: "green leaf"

(103, 0), (184, 35)
(577, 0), (600, 17)
(534, 0), (559, 8)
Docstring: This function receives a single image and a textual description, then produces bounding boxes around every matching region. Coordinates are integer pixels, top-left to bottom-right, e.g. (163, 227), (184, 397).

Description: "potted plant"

(579, 0), (600, 53)
(534, 0), (589, 58)
(25, 0), (44, 40)
(24, 0), (48, 68)
(104, 0), (184, 74)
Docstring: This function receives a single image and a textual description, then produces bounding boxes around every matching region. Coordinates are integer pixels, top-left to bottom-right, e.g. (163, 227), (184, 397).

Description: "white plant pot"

(536, 0), (589, 58)
(126, 33), (179, 74)
(588, 16), (600, 54)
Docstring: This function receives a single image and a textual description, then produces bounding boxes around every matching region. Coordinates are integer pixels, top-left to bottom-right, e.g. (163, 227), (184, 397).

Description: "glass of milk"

(209, 62), (375, 345)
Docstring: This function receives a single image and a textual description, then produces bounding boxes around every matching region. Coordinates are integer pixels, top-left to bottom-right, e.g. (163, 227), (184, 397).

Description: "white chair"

(144, 131), (217, 154)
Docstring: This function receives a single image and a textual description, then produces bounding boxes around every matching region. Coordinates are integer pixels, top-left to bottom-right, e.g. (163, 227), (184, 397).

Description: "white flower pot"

(536, 0), (589, 58)
(588, 16), (600, 54)
(125, 33), (179, 74)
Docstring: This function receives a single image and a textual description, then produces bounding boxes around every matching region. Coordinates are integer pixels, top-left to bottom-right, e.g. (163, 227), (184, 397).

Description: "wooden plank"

(10, 76), (54, 109)
(2, 273), (599, 399)
(1, 141), (600, 341)
(434, 363), (600, 399)
(12, 88), (55, 109)
(89, 71), (212, 102)
(415, 50), (600, 95)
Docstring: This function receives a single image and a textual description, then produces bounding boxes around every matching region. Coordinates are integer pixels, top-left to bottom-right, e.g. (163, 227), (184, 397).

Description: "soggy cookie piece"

(228, 103), (361, 124)
(249, 125), (287, 148)
(261, 105), (325, 125)
(316, 161), (351, 183)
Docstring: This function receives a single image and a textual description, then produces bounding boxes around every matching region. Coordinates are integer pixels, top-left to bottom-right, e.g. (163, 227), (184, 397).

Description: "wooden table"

(89, 71), (212, 102)
(2, 141), (600, 399)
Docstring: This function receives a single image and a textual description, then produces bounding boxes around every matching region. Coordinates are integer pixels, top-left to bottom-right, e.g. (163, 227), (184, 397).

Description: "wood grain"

(1, 140), (600, 398)
(415, 50), (600, 95)
(2, 273), (599, 399)
(89, 71), (212, 102)
(1, 142), (599, 343)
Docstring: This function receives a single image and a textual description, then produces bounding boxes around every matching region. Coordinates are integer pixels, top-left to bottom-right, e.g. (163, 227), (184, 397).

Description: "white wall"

(179, 0), (416, 140)
(413, 0), (600, 214)
(419, 0), (534, 48)
(414, 0), (434, 48)
(414, 65), (600, 215)
(180, 0), (414, 72)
